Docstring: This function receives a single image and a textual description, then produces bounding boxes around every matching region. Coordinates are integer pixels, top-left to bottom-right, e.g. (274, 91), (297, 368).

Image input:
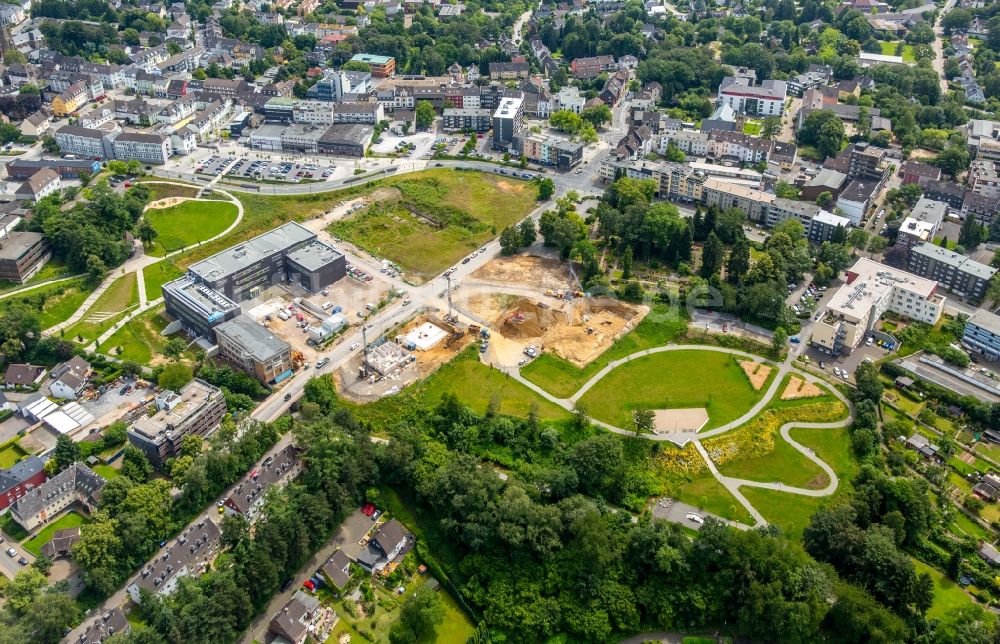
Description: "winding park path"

(507, 344), (854, 529)
(42, 181), (244, 348)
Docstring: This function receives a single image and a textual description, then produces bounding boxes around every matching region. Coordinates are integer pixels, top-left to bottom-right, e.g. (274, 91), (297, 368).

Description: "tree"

(163, 337), (186, 360)
(727, 237), (751, 283)
(775, 180), (800, 199)
(519, 218), (537, 247)
(537, 177), (555, 201)
(137, 220), (158, 245)
(3, 49), (26, 65)
(854, 361), (883, 403)
(85, 254), (107, 282)
(121, 445), (153, 482)
(499, 226), (521, 255)
(761, 116), (782, 140)
(867, 235), (888, 258)
(53, 434), (80, 473)
(934, 144), (970, 177)
(581, 104), (612, 128)
(847, 228), (869, 255)
(700, 231), (724, 277)
(340, 61), (371, 73)
(0, 122), (20, 145)
(772, 327), (788, 354)
(960, 214), (983, 250)
(390, 585), (444, 643)
(664, 144), (685, 163)
(816, 191), (834, 207)
(158, 362), (193, 392)
(414, 100), (435, 130)
(621, 245), (633, 280)
(3, 568), (47, 613)
(632, 407), (655, 435)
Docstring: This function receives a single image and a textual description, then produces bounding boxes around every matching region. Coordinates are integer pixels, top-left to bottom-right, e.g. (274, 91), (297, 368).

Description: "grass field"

(360, 348), (570, 427)
(0, 277), (95, 330)
(576, 350), (768, 429)
(0, 441), (27, 468)
(146, 183), (200, 200)
(22, 511), (86, 556)
(144, 200), (239, 256)
(142, 260), (184, 301)
(64, 273), (139, 343)
(742, 120), (762, 135)
(717, 433), (828, 488)
(673, 470), (755, 524)
(328, 169), (537, 281)
(911, 558), (974, 619)
(790, 426), (858, 483)
(521, 306), (689, 398)
(879, 40), (917, 62)
(0, 260), (72, 295)
(99, 306), (189, 364)
(92, 464), (122, 480)
(740, 487), (827, 540)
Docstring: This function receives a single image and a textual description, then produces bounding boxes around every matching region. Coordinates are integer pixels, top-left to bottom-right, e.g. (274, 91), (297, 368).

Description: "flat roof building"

(350, 53), (395, 77)
(214, 315), (294, 384)
(812, 257), (945, 354)
(0, 230), (50, 284)
(127, 379), (227, 468)
(908, 242), (997, 301)
(162, 274), (242, 341)
(964, 309), (1000, 361)
(897, 197), (947, 249)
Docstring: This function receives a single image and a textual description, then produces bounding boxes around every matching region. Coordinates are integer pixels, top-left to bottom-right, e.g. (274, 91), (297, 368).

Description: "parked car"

(349, 342), (360, 351)
(6, 547), (15, 557)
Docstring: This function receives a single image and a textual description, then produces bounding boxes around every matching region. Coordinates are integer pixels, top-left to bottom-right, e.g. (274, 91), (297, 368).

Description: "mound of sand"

(739, 360), (772, 390)
(500, 298), (566, 338)
(781, 376), (824, 400)
(653, 408), (710, 434)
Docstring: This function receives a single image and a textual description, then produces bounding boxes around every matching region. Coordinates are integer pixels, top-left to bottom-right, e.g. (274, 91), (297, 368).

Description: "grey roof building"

(10, 462), (105, 531)
(908, 242), (996, 300)
(964, 309), (1000, 361)
(214, 316), (294, 384)
(127, 518), (221, 603)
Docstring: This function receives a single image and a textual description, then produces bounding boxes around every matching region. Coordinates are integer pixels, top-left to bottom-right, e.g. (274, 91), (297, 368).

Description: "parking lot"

(195, 154), (342, 183)
(369, 131), (437, 158)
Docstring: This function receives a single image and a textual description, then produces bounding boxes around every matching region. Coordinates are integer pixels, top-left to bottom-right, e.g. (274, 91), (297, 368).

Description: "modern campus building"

(349, 53), (395, 77)
(907, 243), (997, 301)
(10, 462), (105, 531)
(127, 379), (227, 468)
(162, 275), (242, 341)
(811, 258), (945, 355)
(214, 315), (294, 384)
(963, 309), (1000, 361)
(186, 222), (344, 303)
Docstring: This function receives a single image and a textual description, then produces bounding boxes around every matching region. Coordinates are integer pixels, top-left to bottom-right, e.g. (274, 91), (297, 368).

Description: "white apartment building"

(717, 76), (787, 117)
(556, 86), (586, 114)
(54, 125), (115, 160)
(812, 258), (945, 355)
(112, 132), (172, 164)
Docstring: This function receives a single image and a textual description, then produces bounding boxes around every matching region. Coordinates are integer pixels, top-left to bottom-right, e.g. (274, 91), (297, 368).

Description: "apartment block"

(442, 108), (492, 132)
(514, 134), (584, 169)
(812, 258), (945, 355)
(0, 231), (50, 284)
(492, 96), (524, 152)
(717, 75), (786, 117)
(127, 519), (221, 602)
(963, 309), (1000, 360)
(896, 197), (947, 249)
(111, 132), (172, 164)
(907, 242), (997, 300)
(127, 379), (227, 468)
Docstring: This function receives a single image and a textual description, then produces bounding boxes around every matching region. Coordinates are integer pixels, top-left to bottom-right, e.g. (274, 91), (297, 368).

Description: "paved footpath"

(508, 343), (854, 528)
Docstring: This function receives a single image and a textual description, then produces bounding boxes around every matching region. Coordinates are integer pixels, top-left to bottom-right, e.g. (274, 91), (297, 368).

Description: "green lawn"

(22, 511), (87, 556)
(718, 433), (828, 489)
(947, 505), (991, 541)
(429, 589), (477, 643)
(144, 200), (239, 256)
(360, 348), (569, 427)
(739, 487), (827, 541)
(328, 169), (537, 281)
(911, 558), (974, 619)
(98, 306), (178, 363)
(742, 120), (762, 136)
(576, 350), (768, 429)
(879, 40), (916, 62)
(674, 470), (755, 524)
(790, 427), (858, 482)
(64, 273), (139, 343)
(0, 260), (72, 295)
(142, 260), (184, 301)
(91, 464), (122, 480)
(0, 441), (27, 468)
(0, 277), (95, 330)
(521, 306), (689, 398)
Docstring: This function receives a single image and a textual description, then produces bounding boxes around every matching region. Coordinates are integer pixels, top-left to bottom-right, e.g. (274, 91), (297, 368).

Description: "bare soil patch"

(464, 293), (647, 368)
(653, 408), (709, 434)
(146, 196), (193, 210)
(781, 376), (824, 400)
(470, 255), (573, 291)
(739, 360), (772, 390)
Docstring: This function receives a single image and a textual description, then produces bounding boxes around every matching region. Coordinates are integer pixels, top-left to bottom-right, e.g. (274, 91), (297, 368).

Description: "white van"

(686, 513), (705, 524)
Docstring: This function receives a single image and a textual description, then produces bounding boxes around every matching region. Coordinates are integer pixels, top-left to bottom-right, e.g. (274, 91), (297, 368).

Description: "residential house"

(2, 363), (45, 389)
(14, 168), (60, 202)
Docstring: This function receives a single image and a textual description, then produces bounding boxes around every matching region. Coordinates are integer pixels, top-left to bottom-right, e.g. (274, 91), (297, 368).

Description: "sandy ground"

(145, 196), (194, 210)
(653, 408), (709, 434)
(781, 376), (824, 400)
(463, 293), (646, 368)
(739, 360), (773, 390)
(470, 255), (574, 291)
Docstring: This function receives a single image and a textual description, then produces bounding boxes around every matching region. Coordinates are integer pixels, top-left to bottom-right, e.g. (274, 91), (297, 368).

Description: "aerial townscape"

(5, 0), (1000, 641)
